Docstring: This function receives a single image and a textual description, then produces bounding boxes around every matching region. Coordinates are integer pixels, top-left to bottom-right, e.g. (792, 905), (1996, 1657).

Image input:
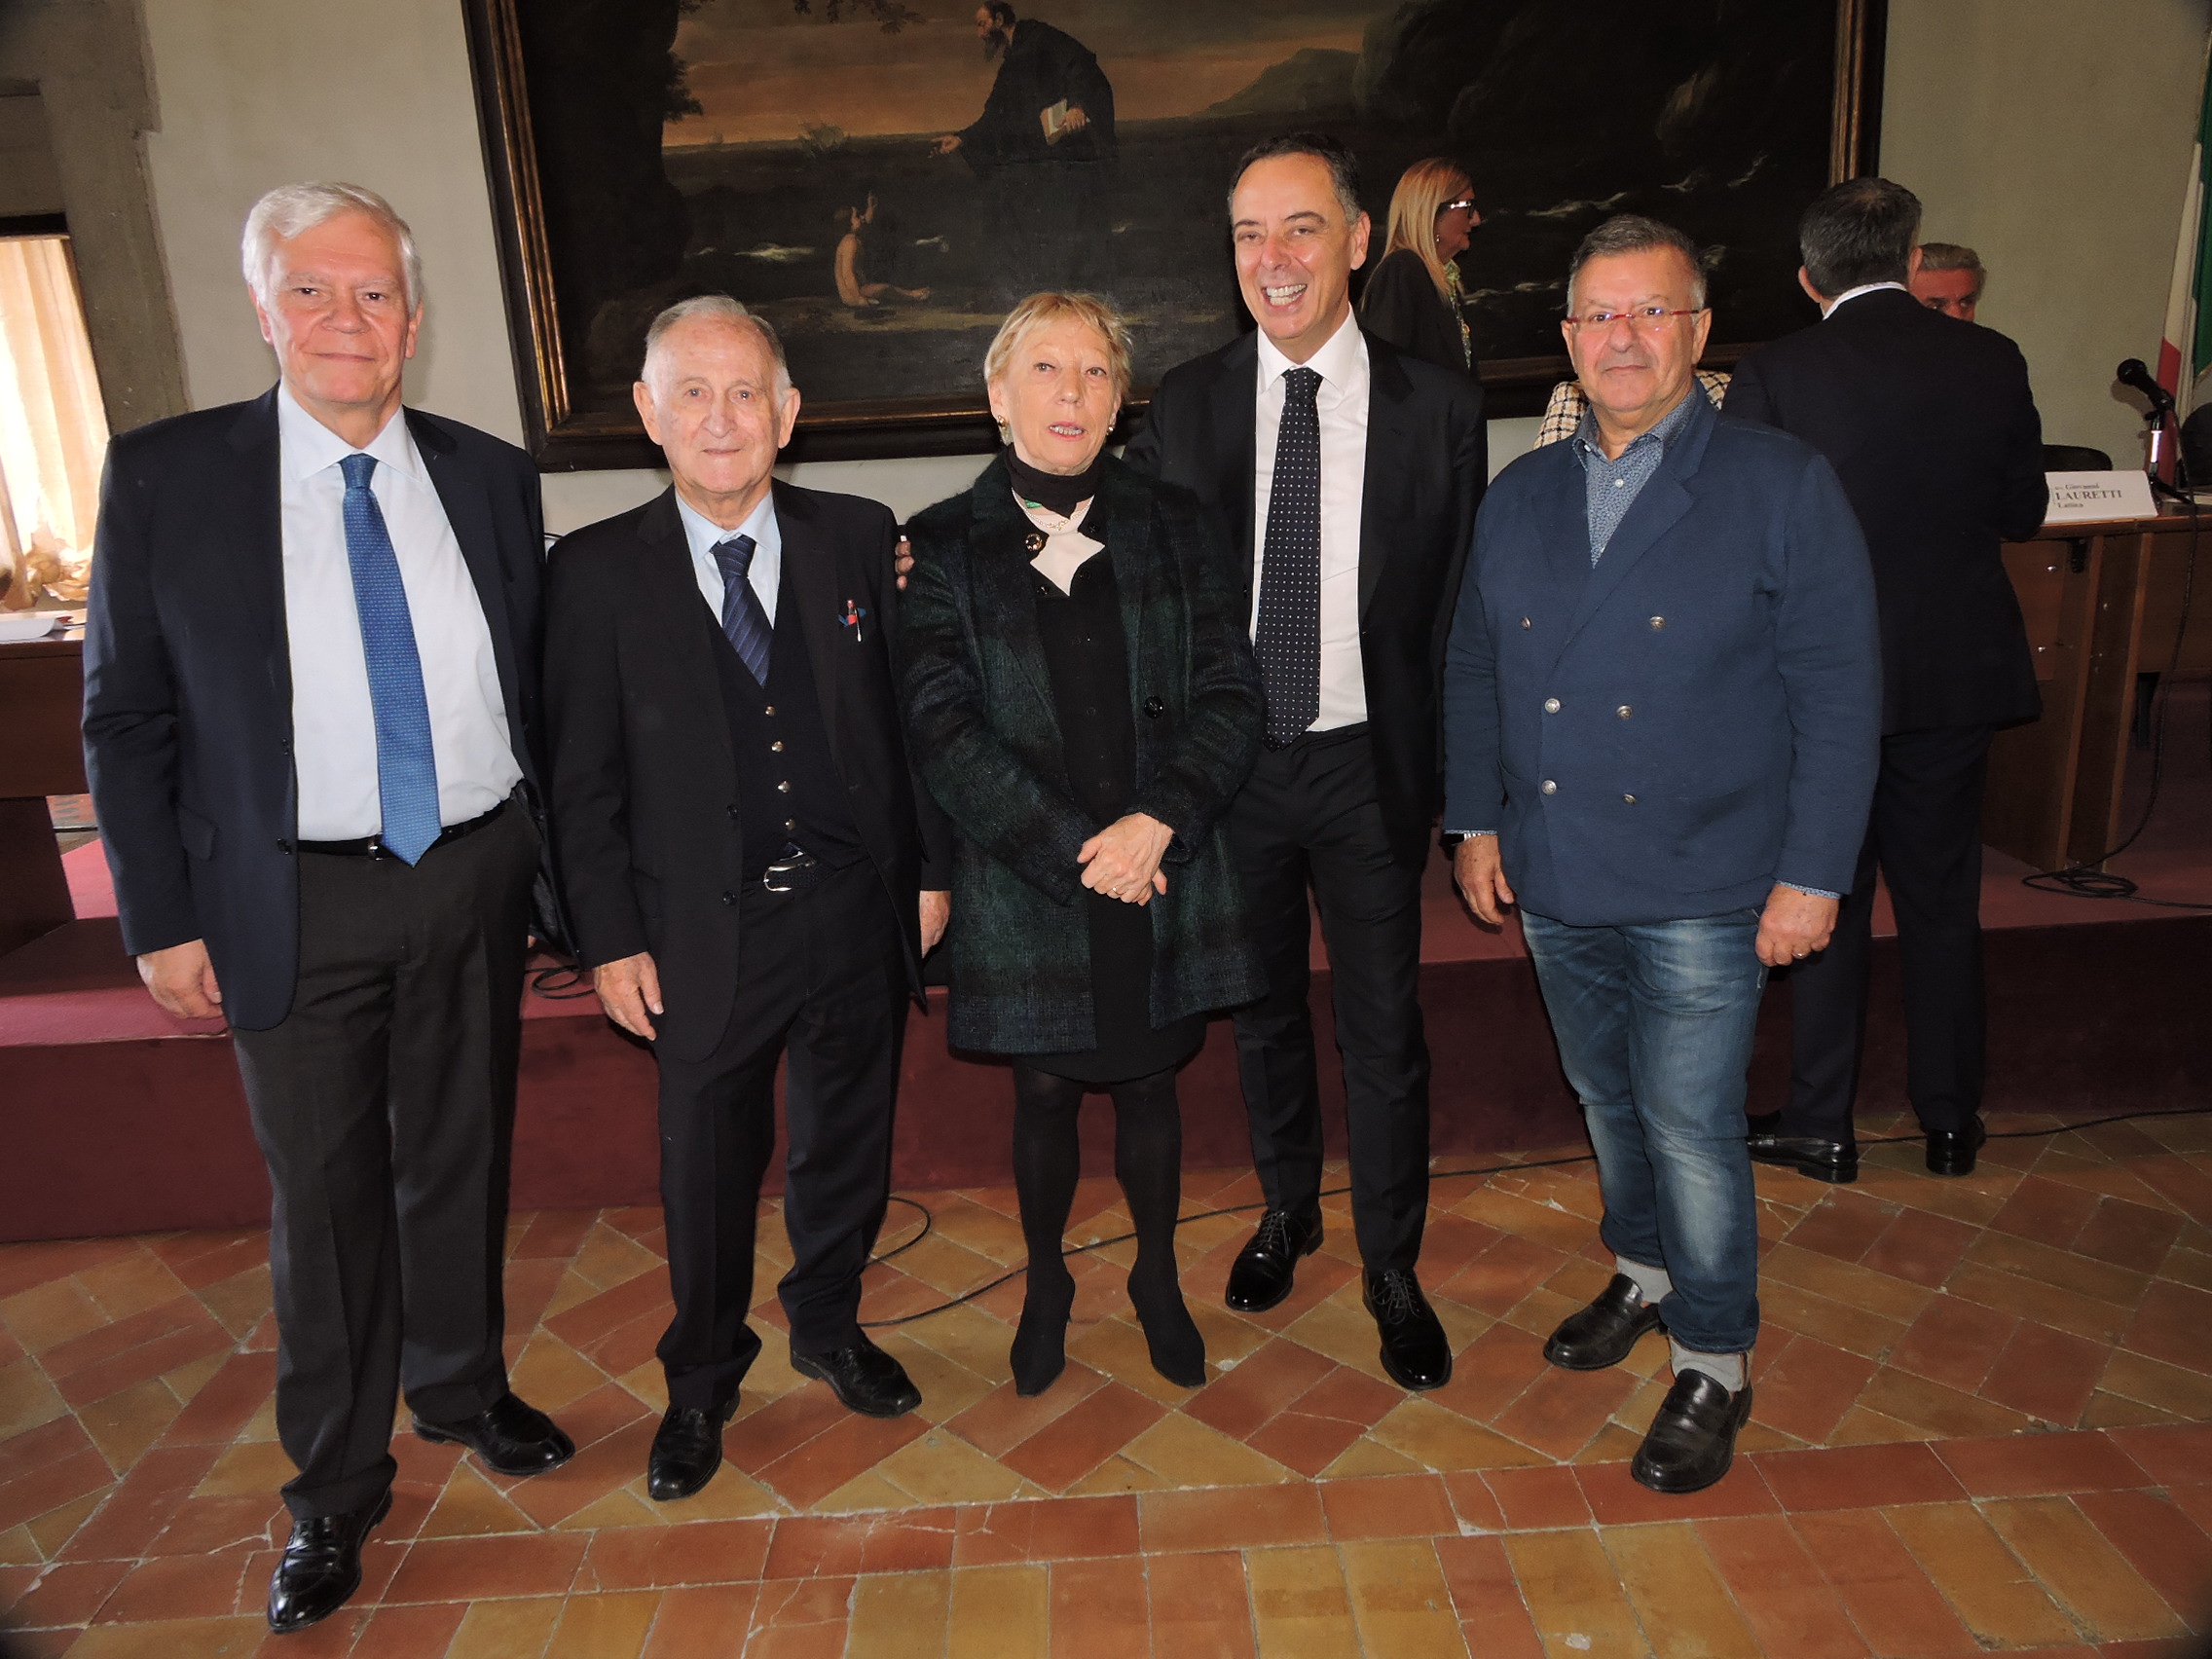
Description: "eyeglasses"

(1439, 199), (1479, 215)
(1567, 306), (1704, 333)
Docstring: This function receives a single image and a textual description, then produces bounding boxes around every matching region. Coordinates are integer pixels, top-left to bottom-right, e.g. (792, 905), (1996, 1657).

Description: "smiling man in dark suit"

(544, 297), (948, 1502)
(1727, 179), (2047, 1185)
(84, 182), (572, 1635)
(1124, 132), (1487, 1393)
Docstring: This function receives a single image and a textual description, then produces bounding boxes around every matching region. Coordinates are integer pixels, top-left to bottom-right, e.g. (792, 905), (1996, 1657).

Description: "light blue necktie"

(338, 453), (441, 865)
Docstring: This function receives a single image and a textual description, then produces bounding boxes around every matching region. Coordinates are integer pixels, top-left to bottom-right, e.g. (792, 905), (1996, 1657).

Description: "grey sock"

(1670, 1339), (1747, 1392)
(1615, 1254), (1674, 1308)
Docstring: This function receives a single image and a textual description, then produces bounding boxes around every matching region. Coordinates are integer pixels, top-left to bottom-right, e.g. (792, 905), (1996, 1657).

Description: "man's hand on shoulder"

(1452, 835), (1515, 927)
(137, 940), (224, 1021)
(895, 535), (914, 592)
(1756, 884), (1839, 968)
(594, 951), (663, 1042)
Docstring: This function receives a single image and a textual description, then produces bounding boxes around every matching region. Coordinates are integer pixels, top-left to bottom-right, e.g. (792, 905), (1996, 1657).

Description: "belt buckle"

(761, 848), (820, 894)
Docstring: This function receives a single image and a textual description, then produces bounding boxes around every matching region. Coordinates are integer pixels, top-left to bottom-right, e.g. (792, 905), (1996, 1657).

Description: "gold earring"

(996, 419), (1011, 442)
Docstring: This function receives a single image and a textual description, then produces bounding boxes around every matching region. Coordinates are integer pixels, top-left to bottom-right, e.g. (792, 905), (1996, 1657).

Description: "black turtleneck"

(1005, 446), (1104, 518)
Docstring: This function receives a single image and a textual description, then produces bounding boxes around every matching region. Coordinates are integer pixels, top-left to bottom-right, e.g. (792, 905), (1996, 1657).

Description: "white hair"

(241, 182), (422, 311)
(641, 295), (794, 400)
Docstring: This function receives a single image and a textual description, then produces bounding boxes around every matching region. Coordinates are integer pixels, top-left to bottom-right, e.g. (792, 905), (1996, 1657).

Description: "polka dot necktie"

(1255, 365), (1322, 746)
(712, 534), (774, 685)
(337, 453), (441, 866)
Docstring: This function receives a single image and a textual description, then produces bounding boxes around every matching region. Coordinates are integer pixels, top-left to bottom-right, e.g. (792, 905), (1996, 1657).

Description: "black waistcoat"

(707, 567), (864, 880)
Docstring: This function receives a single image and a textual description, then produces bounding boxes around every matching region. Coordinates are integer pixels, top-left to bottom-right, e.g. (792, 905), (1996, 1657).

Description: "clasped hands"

(1080, 812), (1170, 905)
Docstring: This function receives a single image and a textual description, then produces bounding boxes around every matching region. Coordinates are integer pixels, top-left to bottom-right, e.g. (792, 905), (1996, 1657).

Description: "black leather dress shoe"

(1632, 1371), (1754, 1495)
(1544, 1274), (1664, 1371)
(792, 1335), (922, 1419)
(1225, 1209), (1323, 1313)
(648, 1399), (738, 1502)
(1927, 1116), (1988, 1177)
(1364, 1269), (1453, 1391)
(266, 1489), (390, 1634)
(1746, 1131), (1859, 1184)
(413, 1391), (574, 1477)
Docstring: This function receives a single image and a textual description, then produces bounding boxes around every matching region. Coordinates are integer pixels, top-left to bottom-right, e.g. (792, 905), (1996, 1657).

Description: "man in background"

(85, 182), (571, 1635)
(1729, 179), (2046, 1185)
(1910, 240), (1986, 321)
(935, 2), (1116, 293)
(1125, 133), (1486, 1394)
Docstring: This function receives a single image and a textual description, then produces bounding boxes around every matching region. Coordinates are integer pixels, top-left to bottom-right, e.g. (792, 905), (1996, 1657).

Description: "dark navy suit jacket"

(1442, 391), (1881, 927)
(83, 389), (545, 1031)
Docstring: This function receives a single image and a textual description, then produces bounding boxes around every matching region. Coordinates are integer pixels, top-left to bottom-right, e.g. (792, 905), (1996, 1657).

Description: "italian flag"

(2158, 30), (2212, 409)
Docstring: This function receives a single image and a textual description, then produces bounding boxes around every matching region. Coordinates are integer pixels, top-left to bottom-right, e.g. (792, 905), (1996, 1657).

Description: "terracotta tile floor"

(6, 1110), (2212, 1655)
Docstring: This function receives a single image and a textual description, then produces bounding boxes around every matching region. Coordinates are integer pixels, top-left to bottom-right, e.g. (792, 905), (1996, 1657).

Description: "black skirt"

(1014, 547), (1203, 1085)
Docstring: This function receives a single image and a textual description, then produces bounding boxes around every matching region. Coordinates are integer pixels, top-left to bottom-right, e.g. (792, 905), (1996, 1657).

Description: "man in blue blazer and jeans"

(1444, 215), (1880, 1494)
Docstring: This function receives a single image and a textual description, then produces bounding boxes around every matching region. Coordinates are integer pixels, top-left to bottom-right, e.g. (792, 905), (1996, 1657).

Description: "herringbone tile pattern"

(4, 1110), (2212, 1654)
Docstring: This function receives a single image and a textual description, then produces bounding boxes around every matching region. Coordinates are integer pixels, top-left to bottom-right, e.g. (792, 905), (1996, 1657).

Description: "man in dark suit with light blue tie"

(1445, 215), (1880, 1493)
(84, 183), (571, 1635)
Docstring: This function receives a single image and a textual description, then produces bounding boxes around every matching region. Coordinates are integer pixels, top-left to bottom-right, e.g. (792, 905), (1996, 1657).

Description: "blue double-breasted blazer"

(1441, 391), (1881, 927)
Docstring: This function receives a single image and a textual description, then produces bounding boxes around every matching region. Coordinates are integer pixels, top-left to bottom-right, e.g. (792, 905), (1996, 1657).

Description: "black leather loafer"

(267, 1489), (391, 1634)
(792, 1335), (922, 1419)
(1544, 1273), (1664, 1371)
(647, 1398), (739, 1501)
(1225, 1209), (1323, 1313)
(413, 1391), (574, 1477)
(1631, 1371), (1754, 1495)
(1747, 1131), (1859, 1184)
(1364, 1269), (1453, 1391)
(1927, 1116), (1987, 1176)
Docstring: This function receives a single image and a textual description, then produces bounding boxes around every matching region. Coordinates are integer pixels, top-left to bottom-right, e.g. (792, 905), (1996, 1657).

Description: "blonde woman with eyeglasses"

(1359, 157), (1483, 380)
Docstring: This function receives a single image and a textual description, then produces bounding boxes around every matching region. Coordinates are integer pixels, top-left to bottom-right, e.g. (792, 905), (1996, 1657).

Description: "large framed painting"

(464, 0), (1886, 468)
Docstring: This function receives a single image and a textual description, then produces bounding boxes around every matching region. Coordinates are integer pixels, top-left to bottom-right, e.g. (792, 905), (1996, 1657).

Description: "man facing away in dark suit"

(1446, 214), (1880, 1493)
(544, 297), (950, 1502)
(1727, 178), (2047, 1185)
(1124, 133), (1488, 1393)
(83, 182), (573, 1636)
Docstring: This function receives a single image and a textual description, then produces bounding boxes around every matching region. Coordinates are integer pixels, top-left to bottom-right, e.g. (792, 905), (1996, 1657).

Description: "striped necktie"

(337, 452), (441, 864)
(713, 534), (775, 685)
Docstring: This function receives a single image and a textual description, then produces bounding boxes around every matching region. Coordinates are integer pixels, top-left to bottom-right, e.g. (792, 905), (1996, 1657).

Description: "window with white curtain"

(0, 234), (109, 612)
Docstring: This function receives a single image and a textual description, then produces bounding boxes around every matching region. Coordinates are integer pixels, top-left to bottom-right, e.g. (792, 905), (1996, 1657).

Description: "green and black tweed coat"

(900, 455), (1267, 1054)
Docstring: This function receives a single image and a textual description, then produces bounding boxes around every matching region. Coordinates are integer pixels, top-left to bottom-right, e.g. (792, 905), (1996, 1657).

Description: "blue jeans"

(1519, 907), (1766, 1353)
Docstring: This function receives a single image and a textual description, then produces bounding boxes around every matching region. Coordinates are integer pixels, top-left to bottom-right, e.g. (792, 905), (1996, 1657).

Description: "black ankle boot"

(1011, 1270), (1075, 1396)
(1129, 1269), (1206, 1387)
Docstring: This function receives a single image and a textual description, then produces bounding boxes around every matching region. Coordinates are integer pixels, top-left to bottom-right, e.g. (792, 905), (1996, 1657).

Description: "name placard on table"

(2044, 470), (2157, 524)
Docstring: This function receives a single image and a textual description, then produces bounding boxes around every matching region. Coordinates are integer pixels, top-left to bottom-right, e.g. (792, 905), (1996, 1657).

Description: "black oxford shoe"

(413, 1391), (574, 1478)
(266, 1489), (390, 1635)
(1544, 1274), (1664, 1371)
(1746, 1130), (1859, 1184)
(647, 1398), (739, 1502)
(1224, 1209), (1323, 1313)
(1631, 1371), (1754, 1495)
(1364, 1269), (1453, 1391)
(792, 1335), (922, 1419)
(1927, 1116), (1988, 1177)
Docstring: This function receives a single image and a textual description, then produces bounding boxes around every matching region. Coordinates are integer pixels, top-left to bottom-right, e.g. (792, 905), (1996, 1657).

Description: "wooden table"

(0, 632), (85, 956)
(1986, 513), (2212, 870)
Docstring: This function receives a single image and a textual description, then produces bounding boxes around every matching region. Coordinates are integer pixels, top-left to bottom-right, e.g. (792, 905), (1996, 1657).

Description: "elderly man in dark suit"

(1124, 132), (1486, 1394)
(1727, 179), (2047, 1184)
(84, 182), (572, 1634)
(1446, 215), (1880, 1493)
(544, 297), (948, 1503)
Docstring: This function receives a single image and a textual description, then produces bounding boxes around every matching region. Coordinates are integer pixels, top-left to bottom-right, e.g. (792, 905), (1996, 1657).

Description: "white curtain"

(0, 235), (109, 609)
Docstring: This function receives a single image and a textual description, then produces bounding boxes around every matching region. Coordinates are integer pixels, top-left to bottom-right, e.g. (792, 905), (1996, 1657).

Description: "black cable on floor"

(2024, 496), (2212, 909)
(855, 1102), (2212, 1330)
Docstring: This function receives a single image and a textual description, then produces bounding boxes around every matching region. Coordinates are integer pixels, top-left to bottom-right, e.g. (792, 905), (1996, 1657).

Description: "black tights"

(1011, 1064), (1185, 1294)
(1008, 1063), (1202, 1389)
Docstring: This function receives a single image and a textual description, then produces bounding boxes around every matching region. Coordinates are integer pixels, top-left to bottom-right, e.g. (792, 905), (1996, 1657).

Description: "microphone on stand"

(2118, 358), (2190, 497)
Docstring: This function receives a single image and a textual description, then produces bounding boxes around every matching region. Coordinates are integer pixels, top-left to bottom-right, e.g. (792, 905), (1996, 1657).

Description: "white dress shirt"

(678, 490), (782, 627)
(1821, 279), (1908, 318)
(1253, 310), (1369, 731)
(277, 389), (518, 840)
